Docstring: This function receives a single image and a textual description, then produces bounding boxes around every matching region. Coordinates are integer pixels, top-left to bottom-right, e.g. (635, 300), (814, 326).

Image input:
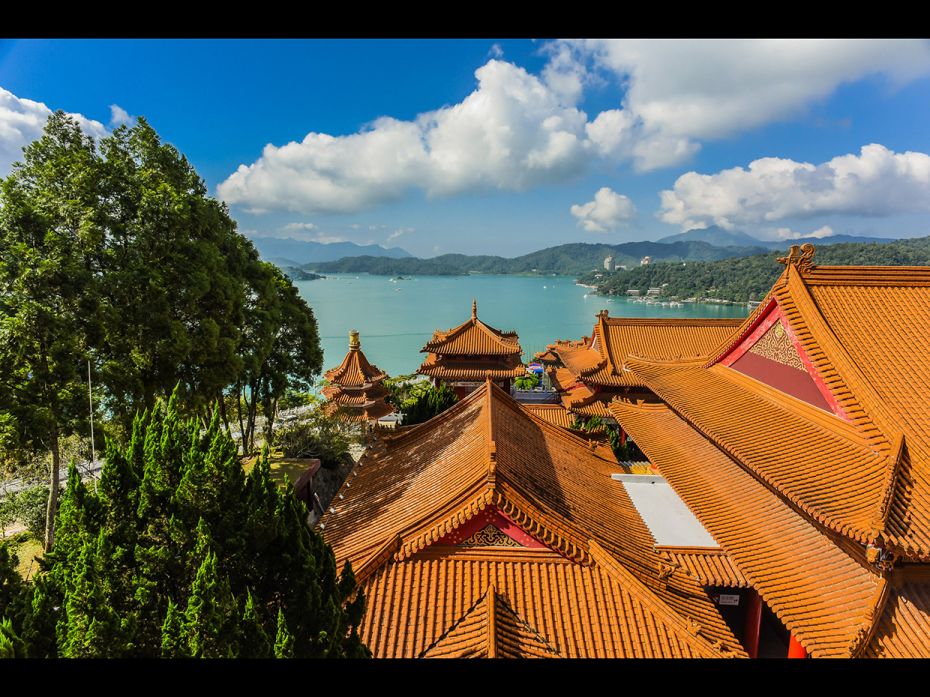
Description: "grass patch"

(241, 450), (317, 488)
(5, 533), (44, 581)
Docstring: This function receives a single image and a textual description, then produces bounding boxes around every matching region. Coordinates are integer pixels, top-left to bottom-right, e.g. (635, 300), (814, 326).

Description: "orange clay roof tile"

(553, 316), (743, 389)
(321, 381), (744, 658)
(610, 399), (881, 658)
(417, 353), (525, 381)
(655, 547), (750, 588)
(324, 344), (388, 388)
(422, 304), (521, 357)
(698, 261), (930, 558)
(622, 356), (889, 543)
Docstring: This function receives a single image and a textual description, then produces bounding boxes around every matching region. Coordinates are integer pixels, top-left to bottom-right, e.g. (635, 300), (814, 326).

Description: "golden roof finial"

(472, 298), (478, 320)
(349, 329), (360, 350)
(777, 243), (816, 273)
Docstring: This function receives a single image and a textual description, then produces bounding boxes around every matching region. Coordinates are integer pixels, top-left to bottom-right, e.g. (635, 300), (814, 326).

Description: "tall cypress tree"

(14, 388), (368, 657)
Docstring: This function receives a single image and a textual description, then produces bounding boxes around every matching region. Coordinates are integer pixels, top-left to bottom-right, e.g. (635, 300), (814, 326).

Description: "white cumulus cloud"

(559, 38), (930, 170)
(570, 187), (637, 232)
(109, 104), (133, 127)
(217, 40), (930, 214)
(0, 87), (108, 176)
(658, 144), (930, 230)
(219, 60), (592, 214)
(283, 222), (317, 231)
(774, 225), (836, 240)
(387, 227), (414, 242)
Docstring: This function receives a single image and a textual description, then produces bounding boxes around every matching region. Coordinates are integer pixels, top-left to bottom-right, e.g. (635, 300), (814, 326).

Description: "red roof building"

(609, 244), (930, 657)
(418, 300), (524, 398)
(319, 380), (745, 658)
(539, 313), (743, 423)
(322, 330), (393, 422)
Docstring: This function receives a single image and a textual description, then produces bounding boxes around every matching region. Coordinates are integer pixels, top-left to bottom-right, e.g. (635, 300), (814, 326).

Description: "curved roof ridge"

(324, 345), (388, 387)
(587, 540), (738, 658)
(624, 356), (888, 543)
(609, 398), (880, 657)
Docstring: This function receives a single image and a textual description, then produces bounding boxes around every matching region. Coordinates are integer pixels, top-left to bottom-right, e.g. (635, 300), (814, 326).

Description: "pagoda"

(608, 244), (930, 657)
(418, 300), (524, 398)
(321, 330), (393, 422)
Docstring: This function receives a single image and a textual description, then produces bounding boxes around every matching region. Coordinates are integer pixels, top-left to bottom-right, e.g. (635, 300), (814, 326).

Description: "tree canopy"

(0, 112), (324, 546)
(0, 390), (369, 658)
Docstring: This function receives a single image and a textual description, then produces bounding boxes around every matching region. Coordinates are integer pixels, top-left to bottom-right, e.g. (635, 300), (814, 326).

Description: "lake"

(293, 274), (750, 380)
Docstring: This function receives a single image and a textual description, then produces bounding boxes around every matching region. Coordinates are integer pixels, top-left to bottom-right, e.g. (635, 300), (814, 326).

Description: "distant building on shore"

(641, 256), (652, 266)
(604, 255), (615, 271)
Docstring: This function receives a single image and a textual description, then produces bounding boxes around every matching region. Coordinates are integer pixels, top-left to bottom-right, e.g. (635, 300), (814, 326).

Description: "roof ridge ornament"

(472, 298), (478, 320)
(777, 243), (816, 273)
(349, 329), (360, 350)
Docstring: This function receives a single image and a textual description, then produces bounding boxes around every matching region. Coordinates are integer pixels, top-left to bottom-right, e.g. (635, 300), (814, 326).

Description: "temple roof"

(417, 354), (525, 381)
(607, 249), (930, 657)
(322, 331), (393, 420)
(320, 381), (744, 658)
(421, 300), (521, 357)
(323, 331), (388, 388)
(610, 399), (882, 658)
(550, 314), (743, 390)
(622, 255), (930, 560)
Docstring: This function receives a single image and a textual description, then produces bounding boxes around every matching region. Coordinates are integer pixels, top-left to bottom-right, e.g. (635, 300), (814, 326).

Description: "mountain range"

(658, 226), (895, 250)
(256, 228), (903, 277)
(249, 236), (412, 266)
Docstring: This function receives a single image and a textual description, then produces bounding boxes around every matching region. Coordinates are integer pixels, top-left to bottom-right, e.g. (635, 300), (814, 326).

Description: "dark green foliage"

(273, 607), (294, 658)
(401, 382), (459, 426)
(0, 542), (29, 649)
(0, 112), (325, 533)
(272, 409), (360, 467)
(582, 236), (930, 303)
(15, 390), (367, 658)
(0, 485), (51, 540)
(514, 373), (540, 390)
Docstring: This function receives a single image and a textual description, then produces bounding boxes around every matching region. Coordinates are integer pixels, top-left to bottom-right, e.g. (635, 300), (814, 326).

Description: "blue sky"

(3, 38), (930, 257)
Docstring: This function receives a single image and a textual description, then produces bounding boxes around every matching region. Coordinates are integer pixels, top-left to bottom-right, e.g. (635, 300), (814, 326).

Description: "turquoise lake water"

(293, 274), (750, 380)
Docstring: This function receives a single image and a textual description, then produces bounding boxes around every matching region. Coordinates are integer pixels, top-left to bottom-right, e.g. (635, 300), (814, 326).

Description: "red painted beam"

(787, 634), (808, 658)
(744, 588), (762, 659)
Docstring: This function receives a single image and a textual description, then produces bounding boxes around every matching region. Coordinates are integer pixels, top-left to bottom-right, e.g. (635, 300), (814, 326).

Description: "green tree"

(401, 382), (459, 426)
(18, 390), (367, 658)
(0, 112), (104, 550)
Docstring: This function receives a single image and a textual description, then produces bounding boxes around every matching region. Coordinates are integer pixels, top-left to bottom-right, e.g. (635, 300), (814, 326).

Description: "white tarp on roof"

(613, 473), (718, 547)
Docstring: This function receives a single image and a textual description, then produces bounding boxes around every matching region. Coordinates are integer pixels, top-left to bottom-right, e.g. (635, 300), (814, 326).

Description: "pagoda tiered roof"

(608, 245), (930, 657)
(319, 380), (745, 658)
(418, 301), (524, 383)
(321, 331), (393, 421)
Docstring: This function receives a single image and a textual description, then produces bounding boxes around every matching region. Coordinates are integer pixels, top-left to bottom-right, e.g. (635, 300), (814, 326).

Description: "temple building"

(418, 300), (524, 398)
(319, 380), (745, 658)
(608, 245), (930, 657)
(321, 330), (393, 422)
(537, 312), (742, 424)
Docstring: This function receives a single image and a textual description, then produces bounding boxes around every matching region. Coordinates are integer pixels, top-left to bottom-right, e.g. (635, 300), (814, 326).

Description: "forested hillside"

(581, 237), (930, 303)
(307, 240), (767, 276)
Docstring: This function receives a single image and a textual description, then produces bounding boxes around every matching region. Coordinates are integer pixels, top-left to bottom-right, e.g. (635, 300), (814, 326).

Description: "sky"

(3, 38), (930, 258)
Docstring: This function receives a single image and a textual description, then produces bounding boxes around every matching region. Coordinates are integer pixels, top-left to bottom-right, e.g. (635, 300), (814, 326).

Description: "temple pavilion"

(319, 379), (745, 658)
(418, 300), (524, 397)
(608, 244), (930, 657)
(321, 330), (393, 422)
(536, 313), (742, 426)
